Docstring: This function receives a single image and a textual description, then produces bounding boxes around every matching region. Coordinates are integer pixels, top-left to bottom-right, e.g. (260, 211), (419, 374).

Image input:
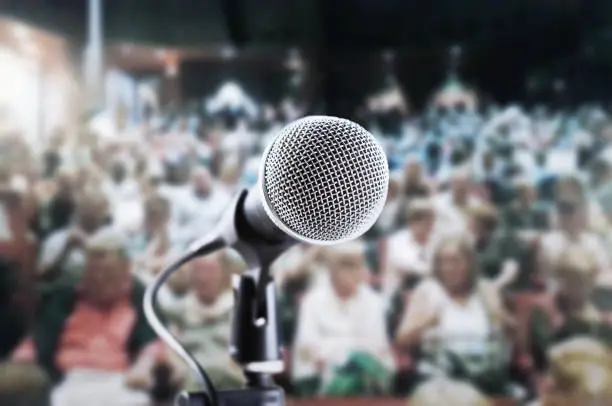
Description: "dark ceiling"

(2, 0), (611, 109)
(0, 0), (606, 50)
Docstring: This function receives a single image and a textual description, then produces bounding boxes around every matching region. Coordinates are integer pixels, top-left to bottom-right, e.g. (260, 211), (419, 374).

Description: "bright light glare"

(22, 41), (39, 56)
(207, 81), (258, 117)
(0, 48), (38, 145)
(13, 24), (30, 40)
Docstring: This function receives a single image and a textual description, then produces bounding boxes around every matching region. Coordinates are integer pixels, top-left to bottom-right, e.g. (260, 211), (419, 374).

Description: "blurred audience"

(4, 76), (612, 406)
(7, 228), (160, 406)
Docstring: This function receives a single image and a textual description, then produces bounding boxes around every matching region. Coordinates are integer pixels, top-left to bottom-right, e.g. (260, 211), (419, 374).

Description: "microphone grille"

(261, 116), (389, 243)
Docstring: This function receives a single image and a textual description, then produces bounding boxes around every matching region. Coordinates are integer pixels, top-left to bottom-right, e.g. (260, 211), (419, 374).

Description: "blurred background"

(3, 0), (612, 405)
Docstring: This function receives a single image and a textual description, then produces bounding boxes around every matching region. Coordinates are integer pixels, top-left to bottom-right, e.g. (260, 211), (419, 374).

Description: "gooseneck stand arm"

(144, 189), (295, 406)
(144, 233), (226, 406)
(178, 190), (294, 406)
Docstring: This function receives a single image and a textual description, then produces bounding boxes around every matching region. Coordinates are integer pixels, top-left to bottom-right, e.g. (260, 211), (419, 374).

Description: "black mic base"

(176, 387), (285, 406)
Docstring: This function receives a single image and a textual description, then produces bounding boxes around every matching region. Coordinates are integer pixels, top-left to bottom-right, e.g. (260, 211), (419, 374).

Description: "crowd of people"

(1, 80), (612, 406)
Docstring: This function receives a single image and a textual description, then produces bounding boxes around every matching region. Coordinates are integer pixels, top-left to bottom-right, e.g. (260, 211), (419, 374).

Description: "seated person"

(410, 378), (491, 406)
(529, 246), (612, 371)
(534, 337), (612, 406)
(273, 244), (329, 346)
(382, 198), (437, 302)
(292, 242), (395, 396)
(395, 236), (515, 395)
(467, 203), (530, 289)
(128, 195), (184, 282)
(9, 228), (175, 406)
(401, 158), (432, 200)
(539, 199), (611, 287)
(552, 175), (609, 236)
(37, 191), (110, 282)
(432, 170), (483, 238)
(502, 179), (549, 231)
(165, 251), (244, 390)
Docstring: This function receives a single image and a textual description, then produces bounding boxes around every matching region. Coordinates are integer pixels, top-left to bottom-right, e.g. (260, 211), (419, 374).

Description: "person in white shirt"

(433, 170), (482, 237)
(183, 167), (231, 242)
(396, 236), (514, 393)
(103, 161), (143, 233)
(157, 164), (193, 229)
(539, 199), (611, 287)
(128, 195), (185, 285)
(103, 161), (141, 204)
(292, 242), (395, 396)
(382, 198), (437, 301)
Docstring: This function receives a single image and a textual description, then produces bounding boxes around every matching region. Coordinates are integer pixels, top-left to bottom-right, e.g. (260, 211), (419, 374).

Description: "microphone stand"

(172, 190), (293, 406)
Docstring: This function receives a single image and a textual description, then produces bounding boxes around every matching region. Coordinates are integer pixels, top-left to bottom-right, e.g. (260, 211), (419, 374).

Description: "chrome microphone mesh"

(260, 116), (389, 243)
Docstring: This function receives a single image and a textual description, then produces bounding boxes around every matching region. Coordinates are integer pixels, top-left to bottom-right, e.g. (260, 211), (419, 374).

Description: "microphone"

(143, 116), (389, 406)
(243, 116), (389, 244)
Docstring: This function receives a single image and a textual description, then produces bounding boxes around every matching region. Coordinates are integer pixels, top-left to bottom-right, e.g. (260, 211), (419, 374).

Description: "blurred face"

(145, 202), (169, 231)
(451, 176), (470, 203)
(558, 274), (593, 311)
(436, 242), (471, 294)
(191, 257), (225, 304)
(387, 180), (400, 201)
(77, 198), (109, 232)
(558, 205), (586, 233)
(56, 173), (74, 194)
(192, 171), (212, 196)
(404, 162), (422, 183)
(80, 252), (130, 309)
(220, 165), (240, 185)
(330, 255), (365, 299)
(517, 185), (537, 205)
(556, 179), (583, 202)
(411, 215), (435, 242)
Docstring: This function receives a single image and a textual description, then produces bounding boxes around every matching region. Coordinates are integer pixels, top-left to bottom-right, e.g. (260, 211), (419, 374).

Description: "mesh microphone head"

(259, 116), (389, 244)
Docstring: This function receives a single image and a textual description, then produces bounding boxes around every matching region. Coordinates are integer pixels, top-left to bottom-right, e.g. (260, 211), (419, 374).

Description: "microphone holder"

(175, 190), (294, 406)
